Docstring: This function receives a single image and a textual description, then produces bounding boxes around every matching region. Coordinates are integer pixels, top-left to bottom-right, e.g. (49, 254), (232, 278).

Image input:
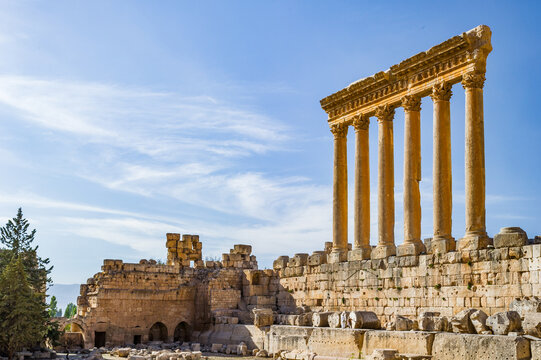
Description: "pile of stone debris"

(6, 348), (57, 360)
(51, 341), (269, 360)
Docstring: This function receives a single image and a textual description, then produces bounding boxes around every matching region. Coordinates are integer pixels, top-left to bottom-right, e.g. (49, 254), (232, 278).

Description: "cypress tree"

(0, 257), (47, 359)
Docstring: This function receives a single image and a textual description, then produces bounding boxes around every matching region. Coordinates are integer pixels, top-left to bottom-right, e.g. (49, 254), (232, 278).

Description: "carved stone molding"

(352, 114), (370, 131)
(330, 122), (348, 139)
(375, 104), (395, 122)
(462, 72), (486, 89)
(401, 95), (421, 112)
(431, 82), (453, 102)
(321, 25), (492, 123)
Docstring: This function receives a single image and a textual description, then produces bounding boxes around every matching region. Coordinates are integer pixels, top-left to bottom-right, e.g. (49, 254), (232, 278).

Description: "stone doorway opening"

(94, 331), (106, 348)
(133, 335), (142, 345)
(173, 322), (190, 342)
(149, 322), (168, 342)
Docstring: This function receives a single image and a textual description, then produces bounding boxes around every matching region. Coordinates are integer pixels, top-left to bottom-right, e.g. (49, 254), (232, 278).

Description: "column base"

(327, 250), (348, 263)
(431, 236), (456, 254)
(347, 247), (372, 261)
(371, 244), (396, 260)
(396, 241), (426, 257)
(457, 232), (492, 251)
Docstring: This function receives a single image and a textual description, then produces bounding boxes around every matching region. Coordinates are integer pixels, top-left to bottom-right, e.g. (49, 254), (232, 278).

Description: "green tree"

(63, 303), (77, 318)
(0, 208), (52, 291)
(48, 296), (60, 318)
(0, 257), (47, 359)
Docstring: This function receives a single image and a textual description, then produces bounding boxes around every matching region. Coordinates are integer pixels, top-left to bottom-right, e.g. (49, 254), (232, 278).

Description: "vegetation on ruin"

(0, 208), (59, 358)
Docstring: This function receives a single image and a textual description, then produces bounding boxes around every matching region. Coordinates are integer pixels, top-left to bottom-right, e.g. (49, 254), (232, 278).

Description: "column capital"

(330, 122), (348, 139)
(401, 95), (422, 112)
(375, 104), (395, 122)
(352, 114), (370, 131)
(430, 81), (453, 102)
(462, 71), (486, 89)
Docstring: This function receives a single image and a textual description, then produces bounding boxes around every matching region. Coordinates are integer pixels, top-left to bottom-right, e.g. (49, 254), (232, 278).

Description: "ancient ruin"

(58, 25), (541, 359)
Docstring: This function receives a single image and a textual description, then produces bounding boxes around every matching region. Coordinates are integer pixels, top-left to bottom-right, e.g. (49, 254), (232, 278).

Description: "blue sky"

(0, 0), (539, 292)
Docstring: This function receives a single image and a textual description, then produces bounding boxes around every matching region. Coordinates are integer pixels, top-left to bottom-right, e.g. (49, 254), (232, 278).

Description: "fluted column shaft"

(372, 105), (396, 259)
(397, 96), (426, 256)
(458, 72), (490, 250)
(349, 115), (371, 260)
(330, 122), (348, 263)
(430, 82), (455, 253)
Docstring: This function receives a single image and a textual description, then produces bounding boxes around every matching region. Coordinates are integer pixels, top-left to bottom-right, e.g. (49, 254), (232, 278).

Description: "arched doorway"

(60, 321), (85, 349)
(149, 322), (168, 342)
(173, 322), (191, 342)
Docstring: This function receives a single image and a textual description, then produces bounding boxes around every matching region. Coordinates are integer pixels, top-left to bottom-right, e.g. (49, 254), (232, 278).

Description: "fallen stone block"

(253, 308), (274, 327)
(431, 332), (530, 360)
(486, 311), (522, 335)
(349, 311), (381, 329)
(237, 343), (248, 356)
(116, 348), (131, 358)
(368, 349), (398, 360)
(531, 340), (541, 360)
(210, 344), (222, 353)
(510, 298), (541, 318)
(190, 344), (200, 352)
(191, 352), (202, 360)
(363, 331), (434, 357)
(340, 311), (349, 328)
(127, 356), (146, 360)
(256, 349), (268, 357)
(418, 312), (448, 332)
(451, 309), (476, 334)
(470, 309), (490, 334)
(523, 313), (541, 337)
(387, 315), (417, 331)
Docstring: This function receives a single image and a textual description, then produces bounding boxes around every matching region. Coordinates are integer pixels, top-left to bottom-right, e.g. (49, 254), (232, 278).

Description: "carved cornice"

(401, 95), (421, 112)
(375, 104), (395, 122)
(320, 25), (491, 124)
(462, 72), (486, 89)
(430, 81), (453, 102)
(352, 114), (370, 131)
(330, 122), (348, 139)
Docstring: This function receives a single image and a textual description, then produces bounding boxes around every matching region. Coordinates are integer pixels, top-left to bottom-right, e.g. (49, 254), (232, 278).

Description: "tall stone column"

(329, 122), (348, 263)
(349, 114), (371, 261)
(397, 95), (426, 257)
(430, 82), (455, 253)
(372, 104), (396, 259)
(458, 72), (491, 251)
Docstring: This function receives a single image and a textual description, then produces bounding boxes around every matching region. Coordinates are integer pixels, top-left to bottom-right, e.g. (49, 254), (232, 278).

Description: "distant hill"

(48, 283), (80, 313)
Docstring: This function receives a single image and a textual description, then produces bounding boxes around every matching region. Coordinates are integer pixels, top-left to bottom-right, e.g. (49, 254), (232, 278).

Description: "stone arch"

(173, 321), (191, 342)
(58, 319), (85, 348)
(149, 322), (168, 342)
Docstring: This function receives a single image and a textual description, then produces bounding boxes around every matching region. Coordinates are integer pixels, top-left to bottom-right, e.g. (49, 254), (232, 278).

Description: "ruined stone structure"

(64, 25), (541, 359)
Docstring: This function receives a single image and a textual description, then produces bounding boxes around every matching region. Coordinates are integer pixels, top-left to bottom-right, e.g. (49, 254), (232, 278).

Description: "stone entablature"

(320, 25), (491, 123)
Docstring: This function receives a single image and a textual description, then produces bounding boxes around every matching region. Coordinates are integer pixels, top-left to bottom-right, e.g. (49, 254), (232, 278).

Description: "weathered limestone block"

(431, 333), (530, 360)
(522, 313), (541, 337)
(307, 328), (365, 358)
(307, 251), (327, 266)
(418, 312), (448, 332)
(451, 309), (476, 334)
(291, 253), (309, 267)
(295, 313), (313, 327)
(266, 325), (313, 355)
(233, 244), (252, 255)
(386, 315), (417, 331)
(470, 310), (490, 334)
(486, 311), (522, 335)
(349, 311), (381, 330)
(368, 349), (398, 360)
(116, 348), (131, 357)
(313, 312), (333, 327)
(531, 341), (541, 360)
(494, 227), (528, 248)
(328, 312), (342, 328)
(211, 344), (222, 353)
(510, 298), (541, 318)
(363, 331), (434, 356)
(253, 308), (274, 327)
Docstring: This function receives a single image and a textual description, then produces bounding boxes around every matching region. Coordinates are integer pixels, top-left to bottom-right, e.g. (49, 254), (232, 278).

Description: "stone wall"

(274, 242), (541, 323)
